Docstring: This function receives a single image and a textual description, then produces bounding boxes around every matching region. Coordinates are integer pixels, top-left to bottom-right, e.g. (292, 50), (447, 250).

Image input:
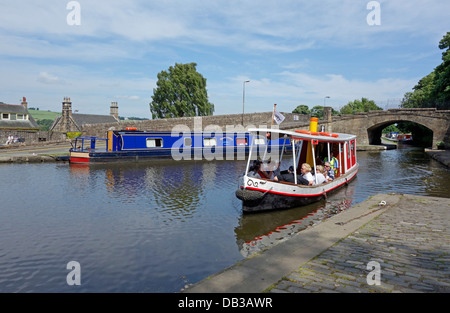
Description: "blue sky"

(0, 0), (449, 118)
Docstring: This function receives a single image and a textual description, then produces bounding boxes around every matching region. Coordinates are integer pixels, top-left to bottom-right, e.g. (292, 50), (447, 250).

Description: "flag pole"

(271, 104), (277, 129)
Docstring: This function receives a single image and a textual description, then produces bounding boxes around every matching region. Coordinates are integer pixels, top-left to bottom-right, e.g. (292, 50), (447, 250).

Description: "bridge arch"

(324, 108), (450, 149)
(366, 119), (432, 146)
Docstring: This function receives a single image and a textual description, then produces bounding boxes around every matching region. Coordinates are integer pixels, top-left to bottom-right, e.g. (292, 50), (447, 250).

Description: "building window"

(146, 138), (163, 148)
(2, 113), (9, 120)
(10, 114), (17, 121)
(17, 114), (25, 120)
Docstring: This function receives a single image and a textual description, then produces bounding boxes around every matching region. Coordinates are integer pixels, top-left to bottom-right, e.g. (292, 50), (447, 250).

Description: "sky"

(0, 0), (449, 118)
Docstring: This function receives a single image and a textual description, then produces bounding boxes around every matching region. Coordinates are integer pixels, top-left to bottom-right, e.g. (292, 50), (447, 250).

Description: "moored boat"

(69, 129), (291, 164)
(236, 119), (358, 213)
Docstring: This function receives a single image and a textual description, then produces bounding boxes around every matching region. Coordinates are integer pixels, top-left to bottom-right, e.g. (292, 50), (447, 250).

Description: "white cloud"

(209, 71), (417, 115)
(37, 72), (63, 85)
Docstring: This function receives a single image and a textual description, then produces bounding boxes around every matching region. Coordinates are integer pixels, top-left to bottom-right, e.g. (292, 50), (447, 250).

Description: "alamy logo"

(367, 1), (381, 26)
(66, 261), (81, 286)
(66, 1), (81, 26)
(366, 261), (381, 286)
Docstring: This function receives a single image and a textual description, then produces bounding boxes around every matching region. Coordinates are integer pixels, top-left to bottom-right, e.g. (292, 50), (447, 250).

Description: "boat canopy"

(247, 128), (356, 142)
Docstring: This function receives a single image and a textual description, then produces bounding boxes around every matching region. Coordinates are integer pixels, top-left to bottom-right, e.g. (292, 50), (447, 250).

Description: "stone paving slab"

(269, 194), (450, 293)
(185, 194), (450, 293)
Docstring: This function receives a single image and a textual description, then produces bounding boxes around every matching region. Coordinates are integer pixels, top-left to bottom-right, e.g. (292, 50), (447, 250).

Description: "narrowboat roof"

(248, 128), (356, 142)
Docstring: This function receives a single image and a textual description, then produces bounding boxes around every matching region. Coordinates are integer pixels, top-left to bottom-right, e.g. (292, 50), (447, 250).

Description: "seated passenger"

(247, 165), (261, 178)
(260, 160), (280, 179)
(324, 162), (335, 181)
(313, 165), (327, 185)
(275, 166), (309, 185)
(300, 163), (314, 186)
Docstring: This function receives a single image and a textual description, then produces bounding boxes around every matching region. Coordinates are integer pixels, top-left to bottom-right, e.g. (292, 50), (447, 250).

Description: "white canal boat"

(236, 120), (358, 213)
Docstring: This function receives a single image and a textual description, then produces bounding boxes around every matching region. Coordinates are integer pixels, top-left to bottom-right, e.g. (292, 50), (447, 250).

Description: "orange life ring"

(295, 130), (320, 136)
(318, 132), (339, 138)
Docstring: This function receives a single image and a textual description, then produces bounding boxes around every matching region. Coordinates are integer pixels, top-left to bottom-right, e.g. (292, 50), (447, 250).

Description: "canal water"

(0, 146), (448, 292)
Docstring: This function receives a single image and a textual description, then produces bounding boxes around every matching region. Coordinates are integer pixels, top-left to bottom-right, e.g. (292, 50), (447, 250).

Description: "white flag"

(274, 110), (285, 125)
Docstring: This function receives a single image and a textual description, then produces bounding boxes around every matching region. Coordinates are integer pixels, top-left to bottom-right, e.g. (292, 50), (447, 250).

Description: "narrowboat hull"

(69, 130), (292, 164)
(69, 145), (289, 164)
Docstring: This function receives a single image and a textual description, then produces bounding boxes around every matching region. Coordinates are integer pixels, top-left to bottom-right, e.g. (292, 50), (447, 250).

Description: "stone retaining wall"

(0, 130), (67, 145)
(81, 112), (311, 138)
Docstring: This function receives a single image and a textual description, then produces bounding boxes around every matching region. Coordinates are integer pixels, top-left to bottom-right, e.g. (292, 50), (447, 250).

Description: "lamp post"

(323, 96), (330, 116)
(322, 96), (330, 132)
(323, 96), (330, 107)
(242, 80), (250, 126)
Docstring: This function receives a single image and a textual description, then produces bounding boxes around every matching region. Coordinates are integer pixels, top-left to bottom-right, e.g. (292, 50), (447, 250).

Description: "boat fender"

(126, 127), (138, 131)
(235, 188), (272, 201)
(322, 190), (327, 200)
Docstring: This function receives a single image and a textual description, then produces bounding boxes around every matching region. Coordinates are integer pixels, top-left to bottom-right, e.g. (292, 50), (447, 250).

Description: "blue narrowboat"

(69, 128), (292, 164)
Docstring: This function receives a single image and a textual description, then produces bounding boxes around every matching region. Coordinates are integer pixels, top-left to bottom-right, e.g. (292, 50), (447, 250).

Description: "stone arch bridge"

(296, 108), (450, 149)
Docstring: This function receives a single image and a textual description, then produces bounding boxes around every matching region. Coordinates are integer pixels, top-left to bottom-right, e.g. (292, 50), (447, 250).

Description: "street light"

(242, 80), (250, 126)
(322, 96), (330, 131)
(323, 96), (330, 117)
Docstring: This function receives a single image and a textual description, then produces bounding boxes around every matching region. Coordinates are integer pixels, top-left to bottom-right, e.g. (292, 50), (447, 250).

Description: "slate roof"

(72, 113), (118, 126)
(0, 104), (39, 130)
(51, 113), (118, 131)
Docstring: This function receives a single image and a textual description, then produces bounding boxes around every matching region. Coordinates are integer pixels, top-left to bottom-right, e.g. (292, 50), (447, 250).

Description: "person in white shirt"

(313, 165), (327, 185)
(300, 163), (314, 186)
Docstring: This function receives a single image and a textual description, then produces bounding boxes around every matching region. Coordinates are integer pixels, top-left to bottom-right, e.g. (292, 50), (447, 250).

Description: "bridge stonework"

(314, 108), (450, 149)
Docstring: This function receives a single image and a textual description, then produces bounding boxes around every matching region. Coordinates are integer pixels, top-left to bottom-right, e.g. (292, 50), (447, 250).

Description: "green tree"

(310, 105), (324, 118)
(150, 63), (214, 119)
(340, 98), (382, 115)
(37, 119), (54, 131)
(292, 105), (310, 114)
(431, 32), (450, 107)
(401, 72), (436, 108)
(401, 32), (450, 110)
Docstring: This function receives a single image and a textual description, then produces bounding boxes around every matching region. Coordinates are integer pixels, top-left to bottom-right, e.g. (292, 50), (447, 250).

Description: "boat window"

(146, 138), (163, 148)
(254, 137), (265, 145)
(203, 138), (217, 147)
(184, 137), (192, 147)
(236, 137), (248, 146)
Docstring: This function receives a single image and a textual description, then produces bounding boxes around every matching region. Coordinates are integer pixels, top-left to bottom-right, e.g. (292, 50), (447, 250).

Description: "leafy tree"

(401, 32), (450, 110)
(431, 32), (450, 107)
(310, 105), (324, 118)
(401, 72), (436, 108)
(37, 119), (54, 131)
(340, 98), (382, 115)
(150, 63), (214, 119)
(292, 105), (310, 114)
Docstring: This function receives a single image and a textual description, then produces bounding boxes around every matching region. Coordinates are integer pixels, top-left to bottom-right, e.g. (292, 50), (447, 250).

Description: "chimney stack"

(21, 97), (28, 109)
(110, 101), (119, 120)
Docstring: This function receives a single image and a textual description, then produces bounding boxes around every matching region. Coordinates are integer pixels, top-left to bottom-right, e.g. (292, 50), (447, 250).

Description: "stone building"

(50, 97), (120, 133)
(0, 97), (39, 131)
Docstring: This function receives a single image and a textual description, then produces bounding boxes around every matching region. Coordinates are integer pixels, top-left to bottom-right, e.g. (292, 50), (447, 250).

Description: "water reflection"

(236, 183), (356, 257)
